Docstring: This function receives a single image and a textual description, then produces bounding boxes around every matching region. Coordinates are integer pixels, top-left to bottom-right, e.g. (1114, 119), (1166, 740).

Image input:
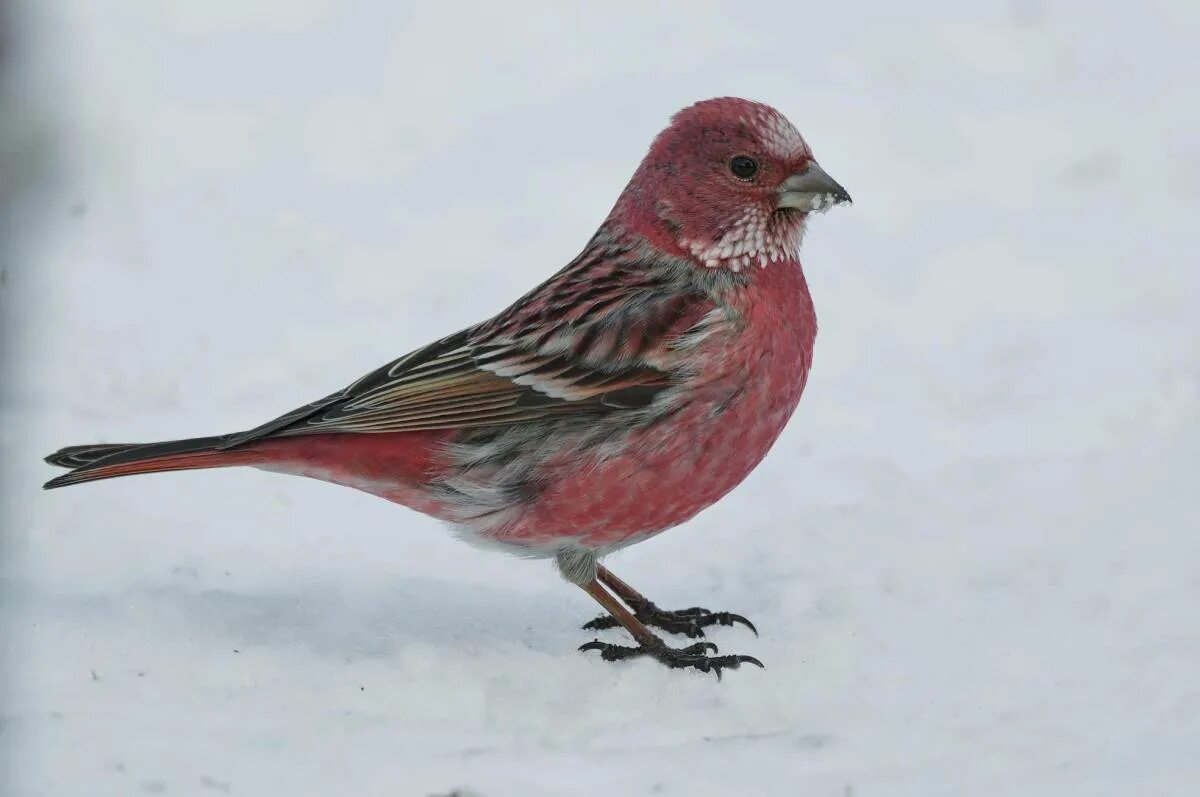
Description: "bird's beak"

(776, 162), (852, 213)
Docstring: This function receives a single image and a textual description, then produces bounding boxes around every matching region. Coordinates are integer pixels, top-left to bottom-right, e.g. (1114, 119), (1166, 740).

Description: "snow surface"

(2, 2), (1199, 795)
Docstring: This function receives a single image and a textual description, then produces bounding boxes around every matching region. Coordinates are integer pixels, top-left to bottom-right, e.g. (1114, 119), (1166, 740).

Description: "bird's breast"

(662, 259), (818, 509)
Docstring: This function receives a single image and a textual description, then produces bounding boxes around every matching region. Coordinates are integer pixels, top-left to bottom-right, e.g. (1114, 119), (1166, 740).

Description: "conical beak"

(776, 162), (852, 213)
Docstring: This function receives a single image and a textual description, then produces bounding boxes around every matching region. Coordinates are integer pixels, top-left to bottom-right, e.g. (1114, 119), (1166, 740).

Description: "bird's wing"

(219, 242), (713, 448)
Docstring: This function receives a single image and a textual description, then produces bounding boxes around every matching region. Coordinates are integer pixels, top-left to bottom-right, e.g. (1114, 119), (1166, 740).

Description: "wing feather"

(219, 239), (716, 448)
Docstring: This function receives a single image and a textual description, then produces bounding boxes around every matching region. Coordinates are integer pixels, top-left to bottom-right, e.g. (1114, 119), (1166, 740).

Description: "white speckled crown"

(742, 105), (810, 161)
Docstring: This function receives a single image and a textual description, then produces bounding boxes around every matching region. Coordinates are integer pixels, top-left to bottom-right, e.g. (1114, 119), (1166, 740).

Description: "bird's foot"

(579, 638), (763, 678)
(583, 599), (757, 638)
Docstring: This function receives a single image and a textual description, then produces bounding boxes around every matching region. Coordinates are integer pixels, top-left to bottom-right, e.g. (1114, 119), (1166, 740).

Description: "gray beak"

(776, 162), (852, 213)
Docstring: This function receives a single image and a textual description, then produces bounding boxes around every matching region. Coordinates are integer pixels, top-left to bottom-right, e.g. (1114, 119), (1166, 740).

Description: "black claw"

(578, 639), (642, 662)
(581, 616), (620, 632)
(579, 637), (762, 676)
(583, 602), (758, 638)
(726, 613), (759, 636)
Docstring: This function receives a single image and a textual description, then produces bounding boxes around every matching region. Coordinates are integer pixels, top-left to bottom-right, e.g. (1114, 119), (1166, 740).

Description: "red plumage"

(44, 97), (850, 675)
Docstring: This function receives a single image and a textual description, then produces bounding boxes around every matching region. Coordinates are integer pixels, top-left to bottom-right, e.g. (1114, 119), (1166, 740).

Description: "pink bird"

(44, 97), (850, 675)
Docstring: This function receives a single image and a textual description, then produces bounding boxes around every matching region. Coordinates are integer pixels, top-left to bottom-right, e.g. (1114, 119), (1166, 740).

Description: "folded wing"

(219, 240), (713, 448)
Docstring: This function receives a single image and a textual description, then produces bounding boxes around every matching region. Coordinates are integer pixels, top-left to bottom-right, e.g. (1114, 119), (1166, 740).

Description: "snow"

(2, 2), (1199, 795)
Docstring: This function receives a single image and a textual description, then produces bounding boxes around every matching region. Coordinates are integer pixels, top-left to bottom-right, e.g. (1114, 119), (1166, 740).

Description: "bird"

(43, 97), (851, 676)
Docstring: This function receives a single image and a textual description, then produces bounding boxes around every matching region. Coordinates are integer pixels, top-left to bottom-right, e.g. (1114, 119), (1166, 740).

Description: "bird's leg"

(581, 564), (758, 638)
(576, 578), (762, 677)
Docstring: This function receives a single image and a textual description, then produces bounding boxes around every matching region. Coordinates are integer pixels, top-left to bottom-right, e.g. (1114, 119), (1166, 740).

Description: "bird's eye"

(729, 155), (758, 180)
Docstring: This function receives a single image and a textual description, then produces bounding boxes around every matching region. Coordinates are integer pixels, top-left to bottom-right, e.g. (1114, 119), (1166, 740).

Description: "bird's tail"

(43, 435), (262, 489)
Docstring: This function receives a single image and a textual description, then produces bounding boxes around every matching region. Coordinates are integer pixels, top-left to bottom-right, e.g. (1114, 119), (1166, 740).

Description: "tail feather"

(45, 442), (140, 469)
(42, 434), (258, 489)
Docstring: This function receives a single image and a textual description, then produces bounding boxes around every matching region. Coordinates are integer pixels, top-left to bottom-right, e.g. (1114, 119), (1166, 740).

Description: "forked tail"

(43, 435), (261, 489)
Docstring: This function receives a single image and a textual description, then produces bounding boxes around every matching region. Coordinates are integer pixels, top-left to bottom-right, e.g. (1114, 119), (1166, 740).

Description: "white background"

(2, 2), (1198, 795)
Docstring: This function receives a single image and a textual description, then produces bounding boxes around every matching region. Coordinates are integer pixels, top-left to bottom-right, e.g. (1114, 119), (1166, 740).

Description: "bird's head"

(612, 97), (850, 272)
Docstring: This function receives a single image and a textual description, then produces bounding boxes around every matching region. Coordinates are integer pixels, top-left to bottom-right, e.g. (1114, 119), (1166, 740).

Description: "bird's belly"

(484, 358), (809, 552)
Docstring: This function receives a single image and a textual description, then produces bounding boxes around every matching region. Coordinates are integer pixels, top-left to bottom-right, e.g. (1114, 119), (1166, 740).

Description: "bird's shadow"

(40, 575), (585, 661)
